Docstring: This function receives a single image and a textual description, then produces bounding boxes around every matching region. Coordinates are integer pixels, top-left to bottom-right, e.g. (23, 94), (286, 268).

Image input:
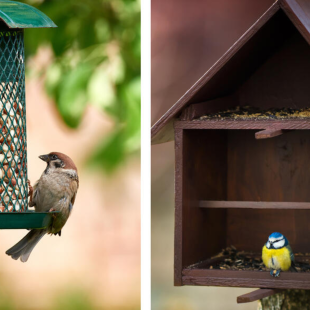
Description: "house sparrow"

(6, 152), (79, 262)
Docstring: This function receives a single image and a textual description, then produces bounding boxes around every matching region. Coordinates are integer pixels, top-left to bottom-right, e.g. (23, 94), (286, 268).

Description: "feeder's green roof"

(0, 0), (56, 28)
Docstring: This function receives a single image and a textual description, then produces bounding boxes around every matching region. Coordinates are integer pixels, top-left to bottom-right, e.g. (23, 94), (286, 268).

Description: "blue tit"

(262, 232), (296, 277)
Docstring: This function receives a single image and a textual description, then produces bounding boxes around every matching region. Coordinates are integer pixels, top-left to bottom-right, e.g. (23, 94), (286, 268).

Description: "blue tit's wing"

(287, 244), (295, 262)
(287, 244), (297, 272)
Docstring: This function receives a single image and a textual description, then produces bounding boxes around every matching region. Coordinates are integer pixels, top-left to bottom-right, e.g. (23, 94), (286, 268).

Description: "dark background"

(151, 1), (274, 309)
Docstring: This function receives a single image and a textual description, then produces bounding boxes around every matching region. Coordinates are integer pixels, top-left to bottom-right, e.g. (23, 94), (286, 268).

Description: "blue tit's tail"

(290, 261), (298, 272)
(6, 229), (46, 262)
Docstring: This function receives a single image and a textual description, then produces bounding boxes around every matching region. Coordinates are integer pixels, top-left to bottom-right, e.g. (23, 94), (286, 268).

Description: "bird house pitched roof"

(151, 0), (310, 144)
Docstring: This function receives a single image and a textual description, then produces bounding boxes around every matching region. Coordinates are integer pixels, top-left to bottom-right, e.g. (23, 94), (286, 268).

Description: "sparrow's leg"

(27, 179), (34, 210)
(270, 269), (274, 277)
(49, 207), (57, 219)
(274, 270), (281, 277)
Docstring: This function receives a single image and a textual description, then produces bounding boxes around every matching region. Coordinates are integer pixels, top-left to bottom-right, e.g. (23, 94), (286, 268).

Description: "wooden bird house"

(152, 0), (310, 293)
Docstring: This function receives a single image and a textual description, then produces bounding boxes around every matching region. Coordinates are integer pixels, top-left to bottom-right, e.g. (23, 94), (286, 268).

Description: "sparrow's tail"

(6, 229), (46, 262)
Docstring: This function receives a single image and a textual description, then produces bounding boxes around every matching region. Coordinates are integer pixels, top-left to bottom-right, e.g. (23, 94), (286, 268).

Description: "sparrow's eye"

(51, 155), (57, 160)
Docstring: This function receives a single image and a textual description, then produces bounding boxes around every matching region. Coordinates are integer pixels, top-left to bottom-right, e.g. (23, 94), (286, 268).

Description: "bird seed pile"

(205, 246), (310, 272)
(198, 106), (310, 121)
(208, 246), (267, 271)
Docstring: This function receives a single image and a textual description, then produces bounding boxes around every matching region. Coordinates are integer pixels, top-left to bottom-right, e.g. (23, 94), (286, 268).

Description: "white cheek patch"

(266, 241), (270, 248)
(269, 237), (283, 243)
(273, 239), (285, 249)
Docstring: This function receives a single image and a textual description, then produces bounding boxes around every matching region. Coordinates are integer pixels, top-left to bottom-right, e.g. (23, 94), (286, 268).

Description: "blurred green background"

(25, 0), (140, 174)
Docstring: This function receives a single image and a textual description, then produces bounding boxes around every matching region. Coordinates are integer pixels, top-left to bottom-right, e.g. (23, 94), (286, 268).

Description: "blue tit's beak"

(39, 154), (49, 162)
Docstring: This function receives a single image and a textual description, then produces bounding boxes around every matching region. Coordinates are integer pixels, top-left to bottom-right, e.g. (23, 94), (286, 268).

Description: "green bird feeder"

(0, 0), (57, 229)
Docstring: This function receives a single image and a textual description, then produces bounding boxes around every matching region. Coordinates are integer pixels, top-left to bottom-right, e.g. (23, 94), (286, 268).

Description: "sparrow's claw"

(27, 179), (33, 198)
(49, 208), (57, 219)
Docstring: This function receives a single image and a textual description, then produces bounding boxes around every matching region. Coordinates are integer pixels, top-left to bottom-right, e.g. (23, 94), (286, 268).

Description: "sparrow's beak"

(39, 154), (49, 162)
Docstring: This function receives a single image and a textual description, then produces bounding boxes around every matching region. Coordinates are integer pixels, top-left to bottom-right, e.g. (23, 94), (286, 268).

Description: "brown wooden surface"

(199, 201), (310, 209)
(182, 269), (310, 289)
(187, 253), (310, 268)
(237, 30), (310, 110)
(227, 130), (310, 253)
(174, 128), (183, 286)
(179, 95), (238, 121)
(175, 120), (310, 130)
(255, 129), (284, 139)
(151, 0), (310, 144)
(176, 130), (310, 289)
(237, 289), (282, 303)
(152, 0), (310, 145)
(151, 2), (281, 144)
(175, 129), (228, 285)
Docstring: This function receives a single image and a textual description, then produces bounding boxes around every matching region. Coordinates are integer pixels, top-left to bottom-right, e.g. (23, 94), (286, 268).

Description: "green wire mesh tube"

(0, 28), (28, 213)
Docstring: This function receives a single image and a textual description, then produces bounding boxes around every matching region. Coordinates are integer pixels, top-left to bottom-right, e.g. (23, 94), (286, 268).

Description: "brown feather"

(49, 152), (78, 171)
(70, 180), (78, 205)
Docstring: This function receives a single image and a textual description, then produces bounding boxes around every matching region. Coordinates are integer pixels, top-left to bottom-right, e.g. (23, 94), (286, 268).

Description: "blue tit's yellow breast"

(262, 245), (291, 271)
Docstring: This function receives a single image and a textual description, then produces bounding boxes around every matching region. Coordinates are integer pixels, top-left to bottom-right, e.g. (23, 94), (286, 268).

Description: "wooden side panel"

(174, 128), (183, 286)
(178, 130), (227, 280)
(227, 130), (310, 253)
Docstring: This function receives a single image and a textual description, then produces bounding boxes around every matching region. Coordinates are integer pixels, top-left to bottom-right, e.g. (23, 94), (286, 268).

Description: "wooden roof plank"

(280, 0), (310, 45)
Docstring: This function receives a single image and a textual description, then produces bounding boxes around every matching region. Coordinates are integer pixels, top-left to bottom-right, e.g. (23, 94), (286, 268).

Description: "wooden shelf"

(181, 268), (310, 289)
(182, 254), (310, 289)
(199, 201), (310, 209)
(175, 119), (310, 130)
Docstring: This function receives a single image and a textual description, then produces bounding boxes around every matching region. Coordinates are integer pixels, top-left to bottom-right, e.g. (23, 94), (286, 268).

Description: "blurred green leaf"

(89, 128), (126, 174)
(53, 288), (94, 310)
(57, 63), (93, 128)
(24, 0), (141, 172)
(87, 66), (116, 110)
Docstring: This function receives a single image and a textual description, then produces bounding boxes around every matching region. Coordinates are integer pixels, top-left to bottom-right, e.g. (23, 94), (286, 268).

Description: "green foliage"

(24, 0), (141, 172)
(52, 288), (94, 310)
(0, 288), (15, 310)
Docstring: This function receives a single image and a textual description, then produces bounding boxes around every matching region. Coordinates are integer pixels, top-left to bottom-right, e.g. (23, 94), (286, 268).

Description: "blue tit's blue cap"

(269, 232), (284, 239)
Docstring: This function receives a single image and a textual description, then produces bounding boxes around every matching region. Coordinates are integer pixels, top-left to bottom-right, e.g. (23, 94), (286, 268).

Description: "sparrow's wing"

(70, 180), (79, 207)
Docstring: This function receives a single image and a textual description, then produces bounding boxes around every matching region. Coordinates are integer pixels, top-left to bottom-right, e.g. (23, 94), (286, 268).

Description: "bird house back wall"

(175, 129), (310, 281)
